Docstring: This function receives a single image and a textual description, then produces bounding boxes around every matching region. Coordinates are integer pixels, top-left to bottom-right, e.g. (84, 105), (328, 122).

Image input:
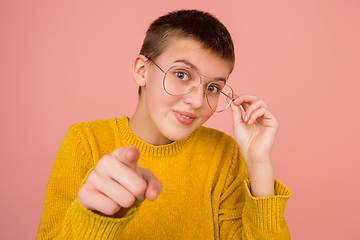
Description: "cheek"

(145, 79), (176, 112)
(199, 107), (215, 124)
(205, 110), (215, 121)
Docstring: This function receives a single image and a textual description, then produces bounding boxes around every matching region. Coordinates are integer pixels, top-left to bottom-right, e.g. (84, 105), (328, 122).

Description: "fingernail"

(248, 119), (252, 124)
(244, 115), (248, 121)
(153, 190), (158, 200)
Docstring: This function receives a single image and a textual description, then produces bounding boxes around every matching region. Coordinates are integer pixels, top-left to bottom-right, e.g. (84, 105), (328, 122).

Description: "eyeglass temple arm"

(145, 56), (165, 73)
(221, 91), (234, 101)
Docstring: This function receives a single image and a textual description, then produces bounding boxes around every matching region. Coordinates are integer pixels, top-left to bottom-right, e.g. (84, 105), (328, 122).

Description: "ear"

(133, 55), (148, 87)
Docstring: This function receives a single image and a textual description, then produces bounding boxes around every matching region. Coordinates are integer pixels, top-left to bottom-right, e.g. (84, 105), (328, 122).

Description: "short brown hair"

(138, 10), (235, 95)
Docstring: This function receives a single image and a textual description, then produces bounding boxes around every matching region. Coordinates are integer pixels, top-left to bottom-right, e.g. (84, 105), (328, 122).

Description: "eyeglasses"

(146, 57), (234, 113)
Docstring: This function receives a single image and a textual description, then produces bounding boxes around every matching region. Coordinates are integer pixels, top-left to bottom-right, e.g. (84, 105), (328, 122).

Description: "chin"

(165, 130), (193, 142)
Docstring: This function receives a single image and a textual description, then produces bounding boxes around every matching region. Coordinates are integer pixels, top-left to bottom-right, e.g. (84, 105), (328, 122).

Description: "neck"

(129, 100), (173, 146)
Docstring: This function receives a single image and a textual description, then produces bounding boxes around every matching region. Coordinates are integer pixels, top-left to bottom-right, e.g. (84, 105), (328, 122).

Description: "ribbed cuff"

(62, 199), (141, 239)
(243, 179), (291, 232)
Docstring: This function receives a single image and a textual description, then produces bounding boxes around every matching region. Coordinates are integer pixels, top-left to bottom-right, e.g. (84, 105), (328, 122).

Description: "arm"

(217, 148), (291, 239)
(230, 94), (279, 197)
(37, 125), (133, 239)
(37, 124), (161, 239)
(217, 94), (291, 239)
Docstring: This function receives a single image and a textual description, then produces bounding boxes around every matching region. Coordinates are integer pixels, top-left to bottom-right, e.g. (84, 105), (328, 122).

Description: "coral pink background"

(1, 1), (359, 239)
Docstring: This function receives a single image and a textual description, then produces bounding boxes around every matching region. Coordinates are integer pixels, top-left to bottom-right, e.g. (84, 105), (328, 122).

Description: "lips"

(173, 111), (196, 125)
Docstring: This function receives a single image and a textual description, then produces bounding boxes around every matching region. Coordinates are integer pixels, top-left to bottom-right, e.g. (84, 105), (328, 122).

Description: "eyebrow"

(173, 59), (198, 71)
(173, 59), (227, 83)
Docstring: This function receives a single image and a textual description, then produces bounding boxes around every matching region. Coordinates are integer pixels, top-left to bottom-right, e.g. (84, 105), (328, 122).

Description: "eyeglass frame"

(145, 56), (234, 113)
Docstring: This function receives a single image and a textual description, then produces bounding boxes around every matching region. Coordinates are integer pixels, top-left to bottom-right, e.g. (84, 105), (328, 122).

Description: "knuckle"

(78, 185), (89, 198)
(99, 154), (112, 165)
(97, 157), (107, 169)
(133, 180), (147, 197)
(97, 154), (117, 170)
(121, 194), (136, 208)
(104, 202), (120, 215)
(78, 185), (95, 205)
(87, 169), (101, 183)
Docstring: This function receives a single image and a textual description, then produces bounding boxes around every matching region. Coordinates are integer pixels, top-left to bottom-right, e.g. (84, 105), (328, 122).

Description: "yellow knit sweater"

(37, 116), (291, 239)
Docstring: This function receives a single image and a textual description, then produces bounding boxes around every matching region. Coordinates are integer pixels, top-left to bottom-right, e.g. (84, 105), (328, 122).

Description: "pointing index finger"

(111, 146), (140, 171)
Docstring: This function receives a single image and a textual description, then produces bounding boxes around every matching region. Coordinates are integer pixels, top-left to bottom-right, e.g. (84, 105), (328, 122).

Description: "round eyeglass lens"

(205, 81), (233, 112)
(163, 66), (201, 96)
(163, 66), (233, 112)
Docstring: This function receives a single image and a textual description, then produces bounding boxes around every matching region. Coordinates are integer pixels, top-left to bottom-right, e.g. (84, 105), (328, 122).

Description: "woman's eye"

(175, 71), (189, 81)
(207, 84), (220, 94)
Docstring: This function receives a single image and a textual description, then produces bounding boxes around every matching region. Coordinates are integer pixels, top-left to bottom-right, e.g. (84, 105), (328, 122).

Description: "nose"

(182, 84), (206, 109)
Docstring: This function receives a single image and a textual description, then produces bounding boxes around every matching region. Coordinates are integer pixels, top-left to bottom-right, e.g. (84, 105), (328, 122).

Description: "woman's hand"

(230, 94), (279, 197)
(78, 146), (162, 217)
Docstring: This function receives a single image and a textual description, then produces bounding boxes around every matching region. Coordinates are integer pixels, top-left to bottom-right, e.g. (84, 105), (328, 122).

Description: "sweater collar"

(116, 116), (197, 157)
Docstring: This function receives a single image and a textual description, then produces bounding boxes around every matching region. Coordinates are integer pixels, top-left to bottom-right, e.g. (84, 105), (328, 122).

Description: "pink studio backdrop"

(1, 1), (359, 239)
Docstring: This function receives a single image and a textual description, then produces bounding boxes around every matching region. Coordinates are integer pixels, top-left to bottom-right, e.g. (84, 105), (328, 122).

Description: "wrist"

(246, 162), (275, 198)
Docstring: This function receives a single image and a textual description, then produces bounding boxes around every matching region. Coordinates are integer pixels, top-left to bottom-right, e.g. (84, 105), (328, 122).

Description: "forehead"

(157, 38), (233, 79)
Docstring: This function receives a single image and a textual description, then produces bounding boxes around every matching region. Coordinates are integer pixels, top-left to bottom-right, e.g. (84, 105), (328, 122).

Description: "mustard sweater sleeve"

(37, 124), (139, 240)
(218, 144), (292, 239)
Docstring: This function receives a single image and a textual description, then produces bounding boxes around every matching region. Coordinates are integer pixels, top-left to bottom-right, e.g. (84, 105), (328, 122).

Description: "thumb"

(230, 102), (245, 127)
(141, 169), (163, 201)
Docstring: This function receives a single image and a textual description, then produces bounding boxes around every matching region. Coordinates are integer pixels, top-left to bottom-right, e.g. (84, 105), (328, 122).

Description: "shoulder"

(66, 117), (124, 151)
(63, 117), (128, 160)
(71, 117), (118, 129)
(69, 117), (120, 137)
